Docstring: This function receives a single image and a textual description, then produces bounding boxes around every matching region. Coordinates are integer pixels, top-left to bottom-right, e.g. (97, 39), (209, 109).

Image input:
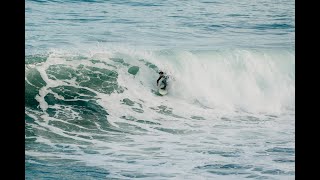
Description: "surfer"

(157, 71), (167, 90)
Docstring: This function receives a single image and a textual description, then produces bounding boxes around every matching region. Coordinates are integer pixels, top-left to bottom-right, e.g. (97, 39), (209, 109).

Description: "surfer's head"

(159, 71), (164, 75)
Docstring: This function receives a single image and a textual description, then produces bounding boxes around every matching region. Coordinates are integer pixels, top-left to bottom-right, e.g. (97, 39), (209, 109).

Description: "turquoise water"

(26, 0), (295, 179)
(26, 0), (294, 52)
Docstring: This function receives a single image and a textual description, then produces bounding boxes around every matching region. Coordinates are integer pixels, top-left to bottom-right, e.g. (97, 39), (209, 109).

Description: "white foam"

(26, 47), (295, 179)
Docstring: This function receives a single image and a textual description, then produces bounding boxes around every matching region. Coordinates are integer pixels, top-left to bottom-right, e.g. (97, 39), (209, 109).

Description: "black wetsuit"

(157, 75), (167, 90)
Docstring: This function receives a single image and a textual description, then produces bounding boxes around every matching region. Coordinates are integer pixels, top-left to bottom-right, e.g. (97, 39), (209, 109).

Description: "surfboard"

(158, 88), (168, 95)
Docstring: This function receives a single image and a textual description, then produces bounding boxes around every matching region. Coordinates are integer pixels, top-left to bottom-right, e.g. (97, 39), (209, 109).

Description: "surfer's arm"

(156, 77), (162, 85)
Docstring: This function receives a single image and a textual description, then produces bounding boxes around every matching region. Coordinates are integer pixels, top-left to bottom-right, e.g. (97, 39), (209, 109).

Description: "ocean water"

(25, 0), (295, 179)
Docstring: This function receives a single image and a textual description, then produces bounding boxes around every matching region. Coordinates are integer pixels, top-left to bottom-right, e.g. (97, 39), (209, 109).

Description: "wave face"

(26, 48), (295, 179)
(26, 48), (295, 114)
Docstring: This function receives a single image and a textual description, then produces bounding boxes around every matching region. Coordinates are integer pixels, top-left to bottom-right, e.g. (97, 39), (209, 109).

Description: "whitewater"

(26, 0), (295, 179)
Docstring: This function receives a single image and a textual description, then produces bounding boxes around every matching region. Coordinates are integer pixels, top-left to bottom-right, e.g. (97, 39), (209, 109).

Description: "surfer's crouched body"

(157, 71), (167, 90)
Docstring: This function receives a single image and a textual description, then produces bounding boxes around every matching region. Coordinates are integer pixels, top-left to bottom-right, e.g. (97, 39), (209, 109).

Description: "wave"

(26, 47), (294, 116)
(25, 46), (295, 179)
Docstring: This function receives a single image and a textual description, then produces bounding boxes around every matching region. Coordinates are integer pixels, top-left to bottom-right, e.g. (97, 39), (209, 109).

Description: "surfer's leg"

(161, 80), (167, 90)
